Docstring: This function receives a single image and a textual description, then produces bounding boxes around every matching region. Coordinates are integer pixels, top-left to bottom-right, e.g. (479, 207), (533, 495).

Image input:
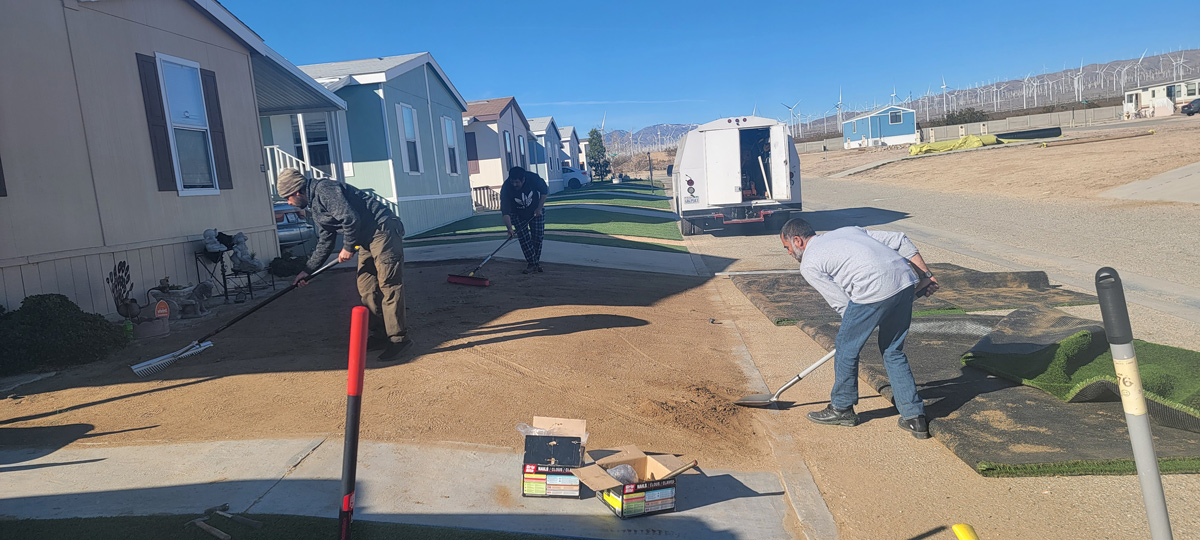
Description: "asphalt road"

(684, 176), (1200, 350)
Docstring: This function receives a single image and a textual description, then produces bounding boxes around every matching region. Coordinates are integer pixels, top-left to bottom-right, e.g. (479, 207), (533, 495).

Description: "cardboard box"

(573, 445), (688, 518)
(521, 417), (586, 498)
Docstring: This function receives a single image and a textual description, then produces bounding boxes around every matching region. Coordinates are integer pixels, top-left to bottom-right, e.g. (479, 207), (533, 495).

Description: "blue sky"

(225, 0), (1197, 133)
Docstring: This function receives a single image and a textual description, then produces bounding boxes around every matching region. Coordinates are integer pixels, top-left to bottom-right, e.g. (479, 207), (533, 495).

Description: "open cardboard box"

(521, 417), (586, 498)
(573, 445), (689, 518)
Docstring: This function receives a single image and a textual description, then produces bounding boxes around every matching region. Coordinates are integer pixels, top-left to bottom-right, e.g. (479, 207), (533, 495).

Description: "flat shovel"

(735, 349), (836, 407)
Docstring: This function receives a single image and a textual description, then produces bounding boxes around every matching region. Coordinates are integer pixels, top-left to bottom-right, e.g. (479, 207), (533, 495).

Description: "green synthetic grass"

(545, 195), (671, 210)
(0, 515), (564, 540)
(976, 456), (1200, 478)
(963, 330), (1200, 420)
(912, 307), (967, 317)
(569, 180), (662, 195)
(408, 233), (686, 253)
(411, 209), (683, 241)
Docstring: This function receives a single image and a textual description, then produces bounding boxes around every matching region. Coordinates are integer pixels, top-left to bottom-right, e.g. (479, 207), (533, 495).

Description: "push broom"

(447, 237), (515, 287)
(130, 257), (344, 377)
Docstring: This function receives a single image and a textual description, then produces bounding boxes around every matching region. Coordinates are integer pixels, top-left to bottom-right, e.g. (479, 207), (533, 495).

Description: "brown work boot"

(378, 338), (414, 361)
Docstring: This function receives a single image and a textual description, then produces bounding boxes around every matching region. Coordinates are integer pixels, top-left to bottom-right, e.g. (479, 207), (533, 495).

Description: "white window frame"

(441, 116), (459, 176)
(396, 103), (423, 175)
(519, 134), (526, 167)
(155, 52), (219, 196)
(889, 110), (903, 124)
(503, 130), (513, 169)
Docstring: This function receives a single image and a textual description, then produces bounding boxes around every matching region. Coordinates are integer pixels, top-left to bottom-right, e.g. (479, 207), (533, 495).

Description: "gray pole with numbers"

(1094, 267), (1173, 540)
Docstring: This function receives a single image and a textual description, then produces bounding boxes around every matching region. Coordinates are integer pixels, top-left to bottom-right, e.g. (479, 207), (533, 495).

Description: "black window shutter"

(0, 151), (7, 197)
(465, 132), (478, 160)
(136, 53), (177, 191)
(200, 69), (233, 191)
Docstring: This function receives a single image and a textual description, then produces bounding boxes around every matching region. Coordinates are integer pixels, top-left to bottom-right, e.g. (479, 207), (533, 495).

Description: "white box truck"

(668, 116), (801, 236)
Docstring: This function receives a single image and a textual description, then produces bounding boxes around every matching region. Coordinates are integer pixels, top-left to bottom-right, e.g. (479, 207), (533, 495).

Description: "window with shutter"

(0, 151), (6, 197)
(138, 53), (231, 194)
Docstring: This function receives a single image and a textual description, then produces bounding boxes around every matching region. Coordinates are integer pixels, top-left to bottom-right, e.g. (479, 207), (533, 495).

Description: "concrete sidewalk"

(0, 439), (797, 539)
(1099, 160), (1200, 204)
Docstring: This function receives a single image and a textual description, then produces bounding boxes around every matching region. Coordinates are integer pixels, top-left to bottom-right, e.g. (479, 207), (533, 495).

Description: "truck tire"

(764, 211), (790, 232)
(679, 218), (700, 236)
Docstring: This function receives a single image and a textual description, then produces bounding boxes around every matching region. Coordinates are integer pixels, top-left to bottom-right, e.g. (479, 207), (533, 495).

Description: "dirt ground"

(1, 260), (771, 470)
(800, 118), (1200, 199)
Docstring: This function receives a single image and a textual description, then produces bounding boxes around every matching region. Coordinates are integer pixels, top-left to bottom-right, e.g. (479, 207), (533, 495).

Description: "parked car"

(1183, 99), (1200, 116)
(561, 166), (590, 189)
(274, 202), (315, 248)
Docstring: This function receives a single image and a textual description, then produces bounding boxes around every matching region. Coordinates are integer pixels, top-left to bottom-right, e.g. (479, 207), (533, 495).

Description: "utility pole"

(647, 152), (653, 183)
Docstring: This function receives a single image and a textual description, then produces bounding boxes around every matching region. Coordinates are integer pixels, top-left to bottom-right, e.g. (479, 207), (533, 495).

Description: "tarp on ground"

(730, 263), (1096, 325)
(964, 307), (1200, 433)
(731, 270), (1200, 477)
(909, 134), (1002, 155)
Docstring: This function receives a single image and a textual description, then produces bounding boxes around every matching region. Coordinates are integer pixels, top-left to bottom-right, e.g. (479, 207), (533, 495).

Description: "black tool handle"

(196, 257), (342, 343)
(1095, 267), (1133, 345)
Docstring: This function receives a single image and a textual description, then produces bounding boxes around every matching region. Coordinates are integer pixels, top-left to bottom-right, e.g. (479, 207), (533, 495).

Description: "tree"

(586, 128), (611, 180)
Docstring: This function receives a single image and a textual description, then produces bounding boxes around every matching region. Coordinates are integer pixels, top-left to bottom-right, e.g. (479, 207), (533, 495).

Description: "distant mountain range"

(602, 48), (1199, 149)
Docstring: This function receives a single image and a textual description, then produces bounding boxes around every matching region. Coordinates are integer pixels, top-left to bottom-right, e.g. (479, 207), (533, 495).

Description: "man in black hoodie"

(499, 167), (549, 274)
(276, 168), (412, 361)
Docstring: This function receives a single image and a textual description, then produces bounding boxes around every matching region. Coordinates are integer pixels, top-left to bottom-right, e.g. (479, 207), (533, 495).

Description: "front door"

(768, 124), (790, 200)
(703, 129), (742, 205)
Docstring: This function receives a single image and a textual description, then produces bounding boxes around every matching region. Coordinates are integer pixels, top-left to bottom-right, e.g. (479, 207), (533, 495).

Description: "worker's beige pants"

(356, 221), (406, 342)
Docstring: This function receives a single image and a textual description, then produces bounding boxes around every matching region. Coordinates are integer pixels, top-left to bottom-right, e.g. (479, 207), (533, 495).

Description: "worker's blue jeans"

(831, 286), (925, 419)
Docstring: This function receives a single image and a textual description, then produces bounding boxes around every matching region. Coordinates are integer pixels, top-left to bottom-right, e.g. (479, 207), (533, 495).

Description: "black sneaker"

(898, 416), (930, 439)
(367, 335), (388, 351)
(522, 264), (536, 274)
(806, 405), (858, 427)
(378, 338), (414, 361)
(535, 263), (544, 273)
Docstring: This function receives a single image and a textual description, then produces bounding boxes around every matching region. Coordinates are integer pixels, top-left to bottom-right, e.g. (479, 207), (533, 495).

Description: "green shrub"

(268, 254), (308, 277)
(0, 294), (128, 376)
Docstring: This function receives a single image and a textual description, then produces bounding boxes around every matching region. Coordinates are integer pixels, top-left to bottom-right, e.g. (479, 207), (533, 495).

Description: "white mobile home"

(669, 116), (801, 236)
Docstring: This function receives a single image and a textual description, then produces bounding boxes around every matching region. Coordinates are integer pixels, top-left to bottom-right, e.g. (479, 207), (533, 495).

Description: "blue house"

(841, 106), (918, 149)
(261, 53), (472, 236)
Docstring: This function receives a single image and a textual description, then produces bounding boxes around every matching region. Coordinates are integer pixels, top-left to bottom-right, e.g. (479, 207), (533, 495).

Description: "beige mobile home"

(463, 97), (533, 208)
(0, 0), (344, 315)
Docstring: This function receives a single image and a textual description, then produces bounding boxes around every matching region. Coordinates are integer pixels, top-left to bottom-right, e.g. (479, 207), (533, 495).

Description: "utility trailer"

(668, 116), (801, 236)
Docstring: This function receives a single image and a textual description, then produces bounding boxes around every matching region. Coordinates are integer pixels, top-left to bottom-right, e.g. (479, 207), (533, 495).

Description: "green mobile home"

(263, 53), (472, 236)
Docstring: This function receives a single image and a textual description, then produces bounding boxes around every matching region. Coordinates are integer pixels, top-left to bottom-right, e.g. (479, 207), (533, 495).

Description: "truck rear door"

(768, 124), (790, 201)
(703, 129), (743, 205)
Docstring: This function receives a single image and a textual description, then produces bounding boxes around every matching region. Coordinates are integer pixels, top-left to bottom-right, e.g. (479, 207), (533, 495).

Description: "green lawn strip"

(963, 330), (1200, 419)
(0, 515), (564, 540)
(569, 181), (662, 195)
(407, 233), (685, 254)
(411, 209), (683, 241)
(976, 456), (1200, 478)
(546, 196), (670, 209)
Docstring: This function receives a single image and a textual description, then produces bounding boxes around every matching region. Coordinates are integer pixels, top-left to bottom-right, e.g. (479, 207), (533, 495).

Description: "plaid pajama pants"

(513, 213), (545, 265)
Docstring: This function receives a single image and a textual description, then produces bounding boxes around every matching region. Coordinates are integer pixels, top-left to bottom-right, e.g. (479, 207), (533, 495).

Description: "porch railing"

(361, 188), (402, 220)
(472, 186), (501, 212)
(264, 145), (328, 196)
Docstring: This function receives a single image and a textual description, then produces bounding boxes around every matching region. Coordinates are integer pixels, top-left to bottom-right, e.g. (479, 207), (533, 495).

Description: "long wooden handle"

(660, 460), (698, 480)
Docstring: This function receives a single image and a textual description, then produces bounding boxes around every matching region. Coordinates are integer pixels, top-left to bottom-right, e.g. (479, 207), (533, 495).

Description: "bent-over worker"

(780, 218), (940, 438)
(276, 168), (413, 361)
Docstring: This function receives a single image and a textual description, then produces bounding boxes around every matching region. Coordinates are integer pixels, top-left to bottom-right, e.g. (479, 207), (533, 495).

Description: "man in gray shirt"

(780, 218), (940, 438)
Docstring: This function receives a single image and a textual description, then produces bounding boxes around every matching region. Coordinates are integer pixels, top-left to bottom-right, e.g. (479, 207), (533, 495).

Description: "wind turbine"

(836, 87), (844, 128)
(890, 86), (897, 105)
(1135, 49), (1147, 86)
(782, 99), (800, 137)
(940, 76), (949, 115)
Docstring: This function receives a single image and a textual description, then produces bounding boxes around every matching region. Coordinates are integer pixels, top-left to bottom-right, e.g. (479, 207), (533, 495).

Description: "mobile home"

(669, 116), (801, 236)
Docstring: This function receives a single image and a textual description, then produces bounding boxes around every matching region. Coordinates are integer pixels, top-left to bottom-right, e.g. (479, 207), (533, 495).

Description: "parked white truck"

(668, 116), (801, 236)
